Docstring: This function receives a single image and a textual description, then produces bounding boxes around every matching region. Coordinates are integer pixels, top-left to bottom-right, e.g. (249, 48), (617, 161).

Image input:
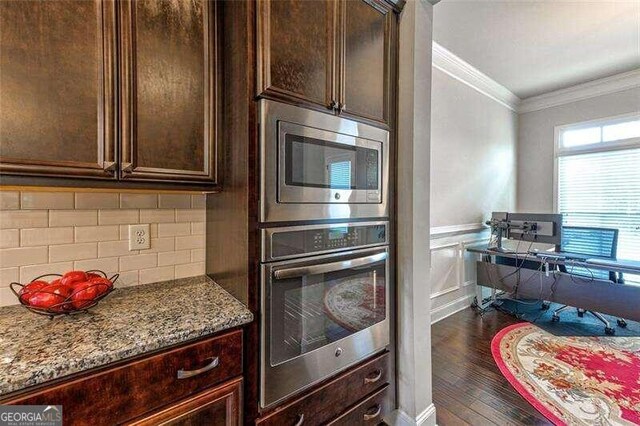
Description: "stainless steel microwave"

(259, 100), (389, 223)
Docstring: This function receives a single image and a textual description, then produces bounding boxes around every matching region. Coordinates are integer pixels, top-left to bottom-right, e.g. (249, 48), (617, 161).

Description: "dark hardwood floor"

(431, 307), (553, 426)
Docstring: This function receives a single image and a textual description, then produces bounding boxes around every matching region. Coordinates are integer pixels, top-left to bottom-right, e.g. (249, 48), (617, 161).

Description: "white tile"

(157, 223), (190, 237)
(0, 287), (18, 307)
(0, 267), (19, 286)
(158, 194), (191, 209)
(0, 246), (48, 268)
(191, 248), (205, 263)
(21, 227), (74, 246)
(175, 262), (205, 279)
(175, 235), (204, 251)
(139, 266), (174, 284)
(21, 192), (74, 209)
(0, 229), (19, 249)
(99, 209), (139, 225)
(19, 262), (74, 283)
(191, 194), (206, 209)
(74, 225), (119, 243)
(191, 222), (205, 235)
(49, 243), (97, 262)
(1, 210), (48, 229)
(119, 253), (157, 271)
(120, 193), (157, 209)
(0, 192), (20, 210)
(75, 193), (119, 209)
(176, 209), (205, 223)
(140, 209), (175, 224)
(138, 237), (175, 254)
(98, 240), (136, 258)
(114, 270), (139, 287)
(74, 257), (119, 276)
(158, 250), (191, 266)
(50, 210), (97, 227)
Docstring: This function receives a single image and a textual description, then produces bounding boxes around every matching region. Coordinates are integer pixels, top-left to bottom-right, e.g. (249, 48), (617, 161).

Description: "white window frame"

(553, 111), (640, 213)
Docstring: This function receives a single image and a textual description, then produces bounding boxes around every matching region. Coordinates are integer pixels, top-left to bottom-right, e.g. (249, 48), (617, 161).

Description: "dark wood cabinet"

(339, 0), (392, 125)
(127, 378), (242, 426)
(119, 0), (220, 184)
(258, 0), (394, 127)
(0, 0), (117, 179)
(258, 0), (337, 111)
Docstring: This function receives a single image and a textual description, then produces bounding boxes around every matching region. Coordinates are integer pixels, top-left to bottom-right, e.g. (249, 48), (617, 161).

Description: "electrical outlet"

(129, 224), (150, 250)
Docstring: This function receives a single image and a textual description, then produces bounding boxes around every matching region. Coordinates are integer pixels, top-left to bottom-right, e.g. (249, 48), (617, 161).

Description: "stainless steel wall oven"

(259, 100), (389, 223)
(260, 221), (390, 408)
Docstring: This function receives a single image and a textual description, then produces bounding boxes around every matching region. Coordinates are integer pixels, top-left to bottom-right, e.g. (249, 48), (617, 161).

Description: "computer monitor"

(486, 212), (563, 249)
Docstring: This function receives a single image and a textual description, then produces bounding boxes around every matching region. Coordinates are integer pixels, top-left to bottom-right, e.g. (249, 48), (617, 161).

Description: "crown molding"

(432, 42), (520, 111)
(519, 68), (640, 113)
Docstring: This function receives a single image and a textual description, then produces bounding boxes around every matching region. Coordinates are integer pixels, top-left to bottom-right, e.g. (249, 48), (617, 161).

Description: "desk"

(467, 247), (640, 322)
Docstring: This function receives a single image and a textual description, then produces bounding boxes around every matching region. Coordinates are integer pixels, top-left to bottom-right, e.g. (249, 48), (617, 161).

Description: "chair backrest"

(560, 226), (618, 281)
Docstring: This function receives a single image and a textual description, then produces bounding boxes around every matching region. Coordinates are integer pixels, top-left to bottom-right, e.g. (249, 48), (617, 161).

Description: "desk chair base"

(552, 305), (616, 335)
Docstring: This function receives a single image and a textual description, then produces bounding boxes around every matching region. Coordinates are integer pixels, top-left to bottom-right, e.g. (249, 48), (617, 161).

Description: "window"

(556, 113), (640, 284)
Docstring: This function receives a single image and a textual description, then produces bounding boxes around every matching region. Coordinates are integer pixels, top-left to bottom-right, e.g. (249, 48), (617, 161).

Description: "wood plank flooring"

(431, 307), (553, 426)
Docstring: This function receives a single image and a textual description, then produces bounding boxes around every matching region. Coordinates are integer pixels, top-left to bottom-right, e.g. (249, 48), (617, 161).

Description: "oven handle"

(273, 252), (388, 280)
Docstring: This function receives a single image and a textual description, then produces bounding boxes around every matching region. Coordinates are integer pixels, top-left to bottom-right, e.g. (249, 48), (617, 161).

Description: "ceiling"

(433, 1), (640, 99)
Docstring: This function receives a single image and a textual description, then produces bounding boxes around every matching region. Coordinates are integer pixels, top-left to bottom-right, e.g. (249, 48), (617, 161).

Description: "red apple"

(71, 281), (100, 309)
(61, 271), (87, 287)
(18, 280), (49, 303)
(28, 284), (72, 312)
(88, 277), (113, 296)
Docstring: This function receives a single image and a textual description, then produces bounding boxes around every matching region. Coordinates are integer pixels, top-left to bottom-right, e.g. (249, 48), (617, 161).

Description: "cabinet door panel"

(340, 0), (391, 126)
(120, 0), (218, 184)
(258, 0), (336, 111)
(0, 0), (116, 178)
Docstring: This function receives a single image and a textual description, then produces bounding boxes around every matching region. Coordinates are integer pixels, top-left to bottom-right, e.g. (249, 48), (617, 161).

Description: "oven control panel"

(268, 222), (387, 261)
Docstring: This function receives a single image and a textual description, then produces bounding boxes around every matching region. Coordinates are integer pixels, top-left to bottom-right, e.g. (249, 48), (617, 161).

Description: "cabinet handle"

(176, 356), (219, 379)
(102, 161), (117, 172)
(121, 162), (133, 173)
(293, 414), (304, 426)
(363, 404), (381, 421)
(364, 369), (383, 385)
(329, 100), (338, 110)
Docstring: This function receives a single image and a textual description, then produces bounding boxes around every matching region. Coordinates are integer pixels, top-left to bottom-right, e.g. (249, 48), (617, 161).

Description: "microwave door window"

(270, 259), (386, 366)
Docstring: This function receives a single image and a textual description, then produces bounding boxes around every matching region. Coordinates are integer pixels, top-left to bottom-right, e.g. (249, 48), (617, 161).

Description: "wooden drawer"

(256, 352), (389, 426)
(329, 385), (389, 425)
(6, 330), (243, 426)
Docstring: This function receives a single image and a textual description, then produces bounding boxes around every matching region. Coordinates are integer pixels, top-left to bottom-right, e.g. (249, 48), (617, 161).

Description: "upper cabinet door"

(339, 0), (391, 126)
(258, 0), (337, 112)
(0, 0), (116, 179)
(119, 0), (219, 184)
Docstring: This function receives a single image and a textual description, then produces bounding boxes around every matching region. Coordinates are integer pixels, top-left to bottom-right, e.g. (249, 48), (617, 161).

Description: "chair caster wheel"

(551, 315), (559, 322)
(605, 327), (615, 335)
(617, 319), (627, 328)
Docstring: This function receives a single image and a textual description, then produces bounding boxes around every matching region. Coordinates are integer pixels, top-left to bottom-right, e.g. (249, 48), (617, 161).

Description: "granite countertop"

(0, 276), (253, 397)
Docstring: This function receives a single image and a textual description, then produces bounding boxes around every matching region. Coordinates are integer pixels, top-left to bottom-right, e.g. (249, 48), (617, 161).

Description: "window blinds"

(558, 148), (640, 283)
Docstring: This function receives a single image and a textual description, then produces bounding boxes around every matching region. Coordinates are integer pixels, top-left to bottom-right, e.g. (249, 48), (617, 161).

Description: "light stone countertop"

(0, 276), (253, 397)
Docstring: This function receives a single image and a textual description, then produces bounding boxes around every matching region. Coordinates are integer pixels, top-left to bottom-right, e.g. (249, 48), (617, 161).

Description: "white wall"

(429, 67), (518, 322)
(517, 87), (640, 212)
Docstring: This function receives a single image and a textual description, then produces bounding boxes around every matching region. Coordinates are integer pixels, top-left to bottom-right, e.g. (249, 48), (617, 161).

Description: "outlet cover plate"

(129, 224), (150, 250)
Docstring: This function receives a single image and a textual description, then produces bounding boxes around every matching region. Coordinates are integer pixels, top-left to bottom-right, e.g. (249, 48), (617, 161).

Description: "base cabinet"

(127, 378), (242, 426)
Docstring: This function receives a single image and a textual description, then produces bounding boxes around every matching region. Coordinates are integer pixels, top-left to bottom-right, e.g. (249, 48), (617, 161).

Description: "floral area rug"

(492, 323), (640, 425)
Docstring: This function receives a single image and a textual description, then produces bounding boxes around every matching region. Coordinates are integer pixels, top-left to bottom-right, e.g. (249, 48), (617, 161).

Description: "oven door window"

(284, 134), (379, 190)
(269, 253), (386, 366)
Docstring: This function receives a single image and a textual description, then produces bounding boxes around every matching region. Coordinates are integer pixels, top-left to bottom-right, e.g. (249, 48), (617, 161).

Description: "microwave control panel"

(270, 223), (387, 260)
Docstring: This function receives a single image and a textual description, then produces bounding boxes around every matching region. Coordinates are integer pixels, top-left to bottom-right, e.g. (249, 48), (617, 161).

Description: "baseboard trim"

(389, 404), (437, 426)
(431, 293), (475, 324)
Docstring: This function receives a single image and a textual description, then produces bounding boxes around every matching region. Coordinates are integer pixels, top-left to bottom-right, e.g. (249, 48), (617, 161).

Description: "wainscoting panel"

(429, 226), (490, 324)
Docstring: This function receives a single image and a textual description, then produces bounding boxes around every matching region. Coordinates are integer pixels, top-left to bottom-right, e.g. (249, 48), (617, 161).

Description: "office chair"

(552, 226), (626, 335)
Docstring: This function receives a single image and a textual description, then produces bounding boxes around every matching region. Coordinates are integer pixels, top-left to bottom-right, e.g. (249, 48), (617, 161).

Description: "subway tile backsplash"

(0, 191), (206, 307)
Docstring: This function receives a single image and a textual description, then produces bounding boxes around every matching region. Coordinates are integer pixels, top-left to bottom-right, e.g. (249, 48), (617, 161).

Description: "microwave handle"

(273, 252), (387, 280)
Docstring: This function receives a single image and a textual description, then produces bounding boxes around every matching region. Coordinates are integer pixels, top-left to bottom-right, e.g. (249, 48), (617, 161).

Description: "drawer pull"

(294, 414), (304, 426)
(177, 357), (219, 379)
(364, 369), (383, 384)
(363, 404), (382, 421)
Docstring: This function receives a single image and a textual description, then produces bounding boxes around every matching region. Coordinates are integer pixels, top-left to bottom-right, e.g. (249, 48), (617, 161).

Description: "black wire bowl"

(10, 270), (118, 319)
